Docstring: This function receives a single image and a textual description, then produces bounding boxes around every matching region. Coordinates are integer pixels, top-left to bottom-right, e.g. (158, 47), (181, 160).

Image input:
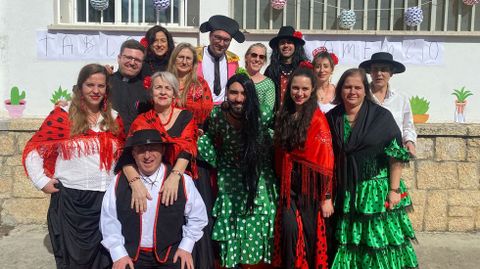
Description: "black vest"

(115, 165), (186, 262)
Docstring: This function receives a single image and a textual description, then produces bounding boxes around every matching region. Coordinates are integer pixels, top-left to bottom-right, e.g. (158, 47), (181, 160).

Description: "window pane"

(367, 0), (377, 30)
(460, 3), (473, 31)
(246, 0), (257, 29)
(393, 0), (405, 30)
(299, 0), (310, 30)
(259, 0), (270, 29)
(447, 0), (459, 31)
(186, 0), (200, 26)
(353, 0), (365, 30)
(233, 0), (244, 28)
(77, 0), (115, 23)
(421, 0), (432, 31)
(285, 0), (296, 27)
(312, 0), (325, 30)
(326, 0), (337, 30)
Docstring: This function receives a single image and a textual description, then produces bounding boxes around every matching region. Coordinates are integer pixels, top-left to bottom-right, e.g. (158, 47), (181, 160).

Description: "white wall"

(2, 1), (480, 122)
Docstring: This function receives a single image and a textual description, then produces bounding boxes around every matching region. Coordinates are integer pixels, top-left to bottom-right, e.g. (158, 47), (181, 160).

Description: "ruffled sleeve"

(385, 139), (410, 162)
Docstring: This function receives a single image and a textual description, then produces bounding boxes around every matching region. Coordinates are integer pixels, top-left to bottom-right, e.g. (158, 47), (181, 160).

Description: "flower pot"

(4, 99), (26, 118)
(413, 114), (429, 123)
(454, 101), (467, 123)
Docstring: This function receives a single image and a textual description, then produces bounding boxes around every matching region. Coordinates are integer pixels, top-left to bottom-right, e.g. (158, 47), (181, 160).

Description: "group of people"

(22, 14), (419, 269)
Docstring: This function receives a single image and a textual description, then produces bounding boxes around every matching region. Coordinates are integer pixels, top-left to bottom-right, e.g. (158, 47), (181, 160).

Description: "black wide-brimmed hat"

(200, 15), (245, 43)
(359, 52), (406, 74)
(269, 26), (305, 49)
(114, 129), (169, 173)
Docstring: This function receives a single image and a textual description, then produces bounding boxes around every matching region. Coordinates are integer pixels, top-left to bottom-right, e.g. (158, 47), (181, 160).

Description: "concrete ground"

(0, 225), (479, 268)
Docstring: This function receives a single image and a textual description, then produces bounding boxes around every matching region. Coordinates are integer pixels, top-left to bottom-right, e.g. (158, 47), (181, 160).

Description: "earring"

(102, 95), (108, 112)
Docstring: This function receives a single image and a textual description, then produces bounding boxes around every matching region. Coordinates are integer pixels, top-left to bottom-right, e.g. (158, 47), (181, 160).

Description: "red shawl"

(22, 107), (125, 178)
(176, 77), (214, 127)
(128, 109), (198, 178)
(275, 108), (334, 207)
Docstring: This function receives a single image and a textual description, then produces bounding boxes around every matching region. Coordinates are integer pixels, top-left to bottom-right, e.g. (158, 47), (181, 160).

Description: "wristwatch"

(389, 188), (401, 194)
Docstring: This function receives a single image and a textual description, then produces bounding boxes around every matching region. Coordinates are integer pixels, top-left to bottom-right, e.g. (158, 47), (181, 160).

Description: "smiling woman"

(141, 25), (175, 76)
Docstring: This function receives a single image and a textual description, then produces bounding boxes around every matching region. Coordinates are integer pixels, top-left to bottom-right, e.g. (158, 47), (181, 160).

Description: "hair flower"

(312, 46), (339, 66)
(299, 60), (314, 70)
(143, 76), (152, 90)
(140, 37), (149, 48)
(293, 31), (303, 39)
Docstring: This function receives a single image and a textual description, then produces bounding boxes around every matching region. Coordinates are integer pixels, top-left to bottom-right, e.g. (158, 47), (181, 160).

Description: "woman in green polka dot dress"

(325, 69), (418, 269)
(198, 73), (278, 268)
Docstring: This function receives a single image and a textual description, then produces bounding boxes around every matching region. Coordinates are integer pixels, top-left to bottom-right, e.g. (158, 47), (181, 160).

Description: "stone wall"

(1, 119), (479, 232)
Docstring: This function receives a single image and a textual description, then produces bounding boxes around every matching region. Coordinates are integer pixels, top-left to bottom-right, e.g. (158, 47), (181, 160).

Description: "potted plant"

(451, 86), (473, 123)
(4, 86), (26, 118)
(410, 95), (430, 123)
(50, 86), (72, 104)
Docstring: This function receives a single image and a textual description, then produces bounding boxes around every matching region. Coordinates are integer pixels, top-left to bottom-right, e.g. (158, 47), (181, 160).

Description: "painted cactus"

(10, 86), (26, 105)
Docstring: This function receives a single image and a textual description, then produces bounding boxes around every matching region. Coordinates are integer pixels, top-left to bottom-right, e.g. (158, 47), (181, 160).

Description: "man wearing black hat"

(265, 26), (307, 111)
(359, 52), (417, 156)
(196, 15), (245, 105)
(101, 129), (208, 269)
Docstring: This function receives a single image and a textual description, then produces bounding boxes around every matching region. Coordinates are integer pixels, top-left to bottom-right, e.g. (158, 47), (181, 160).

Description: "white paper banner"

(304, 36), (444, 65)
(37, 30), (143, 60)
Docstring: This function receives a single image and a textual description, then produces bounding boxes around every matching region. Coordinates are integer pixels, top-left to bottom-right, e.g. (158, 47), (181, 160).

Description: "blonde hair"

(167, 43), (201, 106)
(244, 43), (268, 67)
(150, 71), (180, 97)
(69, 64), (119, 136)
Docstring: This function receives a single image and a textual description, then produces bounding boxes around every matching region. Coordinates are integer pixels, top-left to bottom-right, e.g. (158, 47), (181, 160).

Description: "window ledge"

(243, 29), (480, 37)
(48, 23), (199, 33)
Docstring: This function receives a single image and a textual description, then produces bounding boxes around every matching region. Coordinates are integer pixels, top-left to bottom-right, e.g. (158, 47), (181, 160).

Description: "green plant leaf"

(409, 95), (430, 115)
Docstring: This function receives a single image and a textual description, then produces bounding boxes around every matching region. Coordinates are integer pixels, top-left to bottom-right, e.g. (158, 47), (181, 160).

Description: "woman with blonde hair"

(23, 63), (124, 268)
(168, 42), (213, 133)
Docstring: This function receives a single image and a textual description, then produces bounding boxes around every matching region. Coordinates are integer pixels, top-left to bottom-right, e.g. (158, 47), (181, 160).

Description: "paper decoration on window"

(338, 10), (356, 29)
(271, 0), (287, 10)
(404, 7), (423, 27)
(90, 0), (109, 11)
(153, 0), (170, 11)
(463, 0), (480, 5)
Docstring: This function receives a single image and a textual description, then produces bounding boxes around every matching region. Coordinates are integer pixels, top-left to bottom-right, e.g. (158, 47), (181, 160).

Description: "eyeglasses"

(212, 34), (232, 45)
(121, 55), (142, 64)
(176, 55), (194, 64)
(250, 53), (266, 60)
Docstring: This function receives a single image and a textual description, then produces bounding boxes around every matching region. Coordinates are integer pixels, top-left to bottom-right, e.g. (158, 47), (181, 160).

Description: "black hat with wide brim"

(200, 15), (245, 43)
(359, 52), (406, 74)
(269, 26), (305, 49)
(114, 129), (170, 173)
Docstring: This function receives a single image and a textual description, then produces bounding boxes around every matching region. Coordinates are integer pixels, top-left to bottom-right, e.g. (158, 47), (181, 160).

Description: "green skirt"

(332, 177), (418, 269)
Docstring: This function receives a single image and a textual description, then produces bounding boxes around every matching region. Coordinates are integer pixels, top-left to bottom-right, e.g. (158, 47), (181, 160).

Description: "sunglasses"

(250, 53), (266, 60)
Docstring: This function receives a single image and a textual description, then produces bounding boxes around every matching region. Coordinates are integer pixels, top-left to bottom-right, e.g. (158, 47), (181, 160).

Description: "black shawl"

(325, 99), (402, 213)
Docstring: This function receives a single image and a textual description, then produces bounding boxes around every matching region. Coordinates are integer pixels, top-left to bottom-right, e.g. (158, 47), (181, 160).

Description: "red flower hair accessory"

(312, 46), (339, 66)
(299, 60), (314, 70)
(140, 37), (149, 48)
(143, 76), (152, 90)
(293, 31), (303, 39)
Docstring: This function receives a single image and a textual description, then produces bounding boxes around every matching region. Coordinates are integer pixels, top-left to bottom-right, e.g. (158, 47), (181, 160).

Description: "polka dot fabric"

(331, 119), (419, 269)
(198, 107), (278, 267)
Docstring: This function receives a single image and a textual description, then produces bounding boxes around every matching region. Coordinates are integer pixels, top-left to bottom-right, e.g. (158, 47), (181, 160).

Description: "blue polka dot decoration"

(153, 0), (170, 11)
(404, 6), (423, 27)
(338, 9), (356, 29)
(90, 0), (109, 11)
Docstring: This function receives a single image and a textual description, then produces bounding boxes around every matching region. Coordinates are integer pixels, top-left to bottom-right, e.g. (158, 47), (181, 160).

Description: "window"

(54, 0), (199, 27)
(232, 0), (480, 34)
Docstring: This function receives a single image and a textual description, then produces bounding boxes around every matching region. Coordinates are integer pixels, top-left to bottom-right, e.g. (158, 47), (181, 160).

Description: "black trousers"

(134, 251), (181, 269)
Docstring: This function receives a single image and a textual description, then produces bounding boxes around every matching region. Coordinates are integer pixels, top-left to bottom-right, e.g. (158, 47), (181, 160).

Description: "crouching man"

(101, 129), (208, 269)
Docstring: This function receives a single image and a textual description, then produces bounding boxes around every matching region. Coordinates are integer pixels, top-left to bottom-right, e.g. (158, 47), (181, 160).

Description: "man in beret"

(196, 15), (245, 105)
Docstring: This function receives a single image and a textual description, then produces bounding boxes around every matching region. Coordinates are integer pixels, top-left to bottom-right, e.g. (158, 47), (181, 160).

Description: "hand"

(321, 199), (334, 218)
(173, 248), (193, 269)
(54, 100), (69, 108)
(405, 141), (416, 157)
(41, 179), (60, 194)
(130, 180), (152, 213)
(198, 129), (204, 137)
(105, 64), (115, 75)
(160, 173), (180, 206)
(112, 256), (134, 269)
(387, 191), (401, 210)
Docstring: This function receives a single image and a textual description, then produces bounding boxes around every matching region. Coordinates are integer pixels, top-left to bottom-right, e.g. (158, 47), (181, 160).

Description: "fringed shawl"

(325, 100), (402, 213)
(128, 109), (199, 178)
(177, 76), (214, 128)
(275, 109), (334, 208)
(22, 107), (124, 178)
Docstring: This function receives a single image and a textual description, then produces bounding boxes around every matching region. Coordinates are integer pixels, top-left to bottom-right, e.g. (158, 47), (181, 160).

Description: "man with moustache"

(110, 39), (151, 133)
(196, 15), (245, 105)
(101, 129), (208, 269)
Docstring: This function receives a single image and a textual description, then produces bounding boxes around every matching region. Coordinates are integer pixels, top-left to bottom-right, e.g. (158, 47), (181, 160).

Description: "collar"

(139, 164), (164, 187)
(205, 46), (225, 61)
(114, 71), (141, 83)
(372, 84), (396, 104)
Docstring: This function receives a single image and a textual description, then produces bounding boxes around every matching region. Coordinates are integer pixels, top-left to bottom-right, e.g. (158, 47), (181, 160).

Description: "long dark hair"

(225, 73), (265, 211)
(145, 25), (175, 64)
(266, 42), (307, 84)
(275, 67), (318, 151)
(332, 68), (373, 105)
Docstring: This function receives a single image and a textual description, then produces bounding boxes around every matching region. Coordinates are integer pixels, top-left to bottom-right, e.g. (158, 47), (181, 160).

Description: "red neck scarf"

(22, 107), (124, 178)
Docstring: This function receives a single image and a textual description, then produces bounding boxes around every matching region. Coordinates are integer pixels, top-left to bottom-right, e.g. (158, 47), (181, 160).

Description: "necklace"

(159, 105), (174, 126)
(142, 174), (159, 190)
(87, 112), (101, 127)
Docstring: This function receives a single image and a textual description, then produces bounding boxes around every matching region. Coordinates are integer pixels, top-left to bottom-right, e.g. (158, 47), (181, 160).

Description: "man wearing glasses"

(110, 39), (151, 132)
(196, 15), (245, 105)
